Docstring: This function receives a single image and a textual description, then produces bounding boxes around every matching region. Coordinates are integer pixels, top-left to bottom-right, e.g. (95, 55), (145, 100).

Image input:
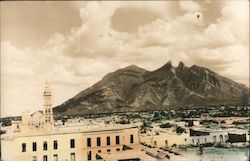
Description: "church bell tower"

(43, 81), (53, 133)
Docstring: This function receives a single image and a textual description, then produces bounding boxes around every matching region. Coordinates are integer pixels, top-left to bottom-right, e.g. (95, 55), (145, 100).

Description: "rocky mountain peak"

(123, 64), (145, 72)
(158, 60), (173, 71)
(178, 61), (185, 69)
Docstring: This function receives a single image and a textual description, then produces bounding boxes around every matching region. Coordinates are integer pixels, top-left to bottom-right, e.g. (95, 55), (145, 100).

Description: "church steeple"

(43, 81), (53, 133)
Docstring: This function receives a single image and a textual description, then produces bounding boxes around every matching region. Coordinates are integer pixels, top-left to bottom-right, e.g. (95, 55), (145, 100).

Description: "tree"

(140, 121), (152, 133)
(176, 126), (186, 134)
(160, 123), (173, 128)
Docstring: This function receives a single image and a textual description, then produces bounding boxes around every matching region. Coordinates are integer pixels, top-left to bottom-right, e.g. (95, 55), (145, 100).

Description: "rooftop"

(1, 123), (138, 139)
(191, 127), (247, 134)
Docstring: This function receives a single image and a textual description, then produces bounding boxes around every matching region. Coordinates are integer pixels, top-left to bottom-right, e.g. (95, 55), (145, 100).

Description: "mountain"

(54, 61), (248, 115)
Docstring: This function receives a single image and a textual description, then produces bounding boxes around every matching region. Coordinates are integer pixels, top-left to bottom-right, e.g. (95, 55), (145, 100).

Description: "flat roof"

(191, 128), (247, 133)
(1, 124), (138, 139)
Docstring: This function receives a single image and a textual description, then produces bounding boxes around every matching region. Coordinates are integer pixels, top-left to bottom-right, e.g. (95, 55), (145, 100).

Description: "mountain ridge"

(54, 61), (248, 115)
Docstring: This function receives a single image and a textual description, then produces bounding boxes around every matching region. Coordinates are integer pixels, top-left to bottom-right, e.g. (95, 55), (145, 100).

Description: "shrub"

(160, 123), (173, 128)
(176, 126), (186, 134)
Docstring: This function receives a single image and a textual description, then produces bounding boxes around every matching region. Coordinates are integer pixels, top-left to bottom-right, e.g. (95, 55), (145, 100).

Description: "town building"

(189, 128), (249, 145)
(189, 128), (228, 145)
(140, 132), (189, 148)
(1, 123), (140, 161)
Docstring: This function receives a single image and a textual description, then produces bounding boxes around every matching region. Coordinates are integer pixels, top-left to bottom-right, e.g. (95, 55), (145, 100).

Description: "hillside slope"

(54, 61), (248, 115)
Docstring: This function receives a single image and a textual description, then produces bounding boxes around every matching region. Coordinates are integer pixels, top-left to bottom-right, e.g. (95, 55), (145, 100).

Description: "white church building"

(11, 82), (54, 135)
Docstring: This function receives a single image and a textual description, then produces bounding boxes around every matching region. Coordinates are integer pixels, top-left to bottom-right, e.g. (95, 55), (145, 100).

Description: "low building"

(189, 128), (229, 145)
(140, 132), (189, 148)
(188, 128), (248, 145)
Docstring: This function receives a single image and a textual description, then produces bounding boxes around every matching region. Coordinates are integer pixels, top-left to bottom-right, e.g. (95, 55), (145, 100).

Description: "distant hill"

(54, 61), (248, 115)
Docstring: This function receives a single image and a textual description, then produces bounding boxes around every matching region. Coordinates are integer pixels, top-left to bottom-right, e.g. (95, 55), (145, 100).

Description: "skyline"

(1, 1), (249, 117)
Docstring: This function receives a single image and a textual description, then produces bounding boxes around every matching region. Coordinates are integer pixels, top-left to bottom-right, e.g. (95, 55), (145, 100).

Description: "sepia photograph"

(0, 1), (249, 161)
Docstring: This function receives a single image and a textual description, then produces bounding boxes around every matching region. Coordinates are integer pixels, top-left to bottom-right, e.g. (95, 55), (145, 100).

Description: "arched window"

(219, 135), (223, 143)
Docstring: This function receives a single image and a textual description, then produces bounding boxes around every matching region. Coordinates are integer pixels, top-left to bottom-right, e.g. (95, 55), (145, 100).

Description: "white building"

(1, 123), (140, 161)
(188, 128), (248, 145)
(189, 128), (228, 145)
(140, 132), (189, 148)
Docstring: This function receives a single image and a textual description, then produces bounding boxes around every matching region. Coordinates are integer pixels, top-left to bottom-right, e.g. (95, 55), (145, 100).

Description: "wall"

(140, 133), (189, 148)
(189, 131), (228, 145)
(1, 127), (139, 161)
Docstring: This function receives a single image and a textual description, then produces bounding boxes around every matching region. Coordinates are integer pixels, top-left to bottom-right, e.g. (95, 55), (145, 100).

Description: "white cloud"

(179, 1), (202, 12)
(220, 1), (249, 45)
(1, 1), (249, 116)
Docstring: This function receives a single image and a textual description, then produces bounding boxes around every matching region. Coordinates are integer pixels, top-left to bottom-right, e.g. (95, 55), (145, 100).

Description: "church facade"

(10, 82), (53, 135)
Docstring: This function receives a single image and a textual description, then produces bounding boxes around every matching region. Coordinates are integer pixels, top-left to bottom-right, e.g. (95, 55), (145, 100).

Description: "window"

(22, 143), (26, 152)
(219, 135), (223, 142)
(165, 140), (168, 147)
(54, 140), (58, 150)
(32, 156), (37, 161)
(130, 134), (134, 143)
(97, 137), (101, 146)
(70, 139), (75, 148)
(33, 142), (37, 151)
(53, 154), (58, 161)
(43, 155), (48, 161)
(107, 149), (111, 152)
(17, 125), (19, 129)
(213, 136), (217, 142)
(154, 141), (157, 146)
(87, 138), (91, 147)
(98, 150), (101, 153)
(43, 141), (48, 150)
(116, 136), (120, 145)
(70, 153), (75, 161)
(87, 151), (92, 161)
(106, 136), (110, 145)
(116, 148), (120, 151)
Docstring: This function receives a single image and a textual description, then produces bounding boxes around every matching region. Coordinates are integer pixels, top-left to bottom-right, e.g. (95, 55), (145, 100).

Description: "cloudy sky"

(1, 1), (249, 117)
